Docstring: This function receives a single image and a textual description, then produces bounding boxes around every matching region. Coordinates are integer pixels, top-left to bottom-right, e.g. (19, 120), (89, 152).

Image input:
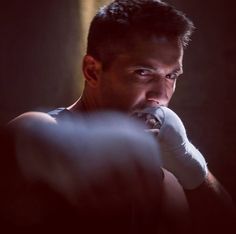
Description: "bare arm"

(137, 106), (236, 232)
(5, 111), (167, 232)
(184, 171), (236, 233)
(162, 169), (235, 234)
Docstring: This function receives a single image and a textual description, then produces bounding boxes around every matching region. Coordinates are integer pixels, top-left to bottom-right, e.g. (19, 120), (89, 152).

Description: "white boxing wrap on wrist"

(139, 106), (208, 190)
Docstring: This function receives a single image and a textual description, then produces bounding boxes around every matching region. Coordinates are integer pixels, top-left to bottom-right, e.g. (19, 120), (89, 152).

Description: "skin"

(69, 34), (235, 232)
(68, 35), (190, 230)
(8, 34), (235, 232)
(69, 35), (183, 113)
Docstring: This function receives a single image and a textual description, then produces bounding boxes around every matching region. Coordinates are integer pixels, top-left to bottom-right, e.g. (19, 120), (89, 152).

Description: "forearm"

(134, 106), (236, 232)
(184, 171), (236, 233)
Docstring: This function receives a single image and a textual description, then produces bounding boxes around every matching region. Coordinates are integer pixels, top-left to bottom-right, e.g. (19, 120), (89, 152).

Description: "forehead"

(112, 35), (183, 68)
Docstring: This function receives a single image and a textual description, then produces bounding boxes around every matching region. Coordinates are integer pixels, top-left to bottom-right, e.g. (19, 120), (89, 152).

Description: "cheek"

(115, 84), (146, 105)
(166, 80), (176, 97)
(109, 83), (147, 110)
(172, 80), (176, 92)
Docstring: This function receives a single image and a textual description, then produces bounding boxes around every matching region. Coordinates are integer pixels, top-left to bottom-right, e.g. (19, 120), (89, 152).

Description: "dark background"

(1, 0), (236, 202)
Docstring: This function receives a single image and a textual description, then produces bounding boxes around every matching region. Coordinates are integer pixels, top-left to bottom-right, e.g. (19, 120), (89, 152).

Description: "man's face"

(97, 36), (183, 113)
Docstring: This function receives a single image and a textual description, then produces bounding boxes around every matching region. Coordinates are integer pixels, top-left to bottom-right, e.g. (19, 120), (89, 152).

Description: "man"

(4, 0), (235, 233)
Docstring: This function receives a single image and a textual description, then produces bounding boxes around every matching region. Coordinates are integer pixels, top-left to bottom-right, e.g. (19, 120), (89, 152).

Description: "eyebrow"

(128, 65), (156, 70)
(128, 65), (184, 75)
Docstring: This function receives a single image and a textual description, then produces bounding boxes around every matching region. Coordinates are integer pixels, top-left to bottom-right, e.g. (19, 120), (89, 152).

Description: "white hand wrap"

(140, 106), (208, 190)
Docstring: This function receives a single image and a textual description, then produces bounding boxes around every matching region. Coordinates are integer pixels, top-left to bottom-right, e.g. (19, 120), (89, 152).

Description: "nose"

(146, 76), (170, 106)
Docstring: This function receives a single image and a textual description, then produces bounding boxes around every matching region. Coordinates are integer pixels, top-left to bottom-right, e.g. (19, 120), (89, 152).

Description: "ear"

(82, 55), (102, 88)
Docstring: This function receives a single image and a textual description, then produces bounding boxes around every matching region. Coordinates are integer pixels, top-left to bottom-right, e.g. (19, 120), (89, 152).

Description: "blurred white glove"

(14, 112), (163, 223)
(133, 106), (208, 190)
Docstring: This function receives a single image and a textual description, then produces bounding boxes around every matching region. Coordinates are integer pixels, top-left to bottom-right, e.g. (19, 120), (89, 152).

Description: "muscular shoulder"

(7, 112), (57, 137)
(9, 112), (56, 127)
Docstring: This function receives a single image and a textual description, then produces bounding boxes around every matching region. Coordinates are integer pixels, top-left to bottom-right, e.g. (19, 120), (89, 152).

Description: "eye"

(165, 73), (179, 80)
(134, 69), (152, 76)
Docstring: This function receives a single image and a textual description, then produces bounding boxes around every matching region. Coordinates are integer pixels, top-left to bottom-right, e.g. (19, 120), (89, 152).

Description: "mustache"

(131, 100), (165, 112)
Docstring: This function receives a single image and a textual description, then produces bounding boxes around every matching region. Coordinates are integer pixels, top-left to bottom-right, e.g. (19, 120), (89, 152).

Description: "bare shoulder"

(8, 111), (57, 131)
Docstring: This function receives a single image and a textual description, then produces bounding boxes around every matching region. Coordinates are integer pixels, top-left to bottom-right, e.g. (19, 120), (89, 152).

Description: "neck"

(68, 88), (101, 114)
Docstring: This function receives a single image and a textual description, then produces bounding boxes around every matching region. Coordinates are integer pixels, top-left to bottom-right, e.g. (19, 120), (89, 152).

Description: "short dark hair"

(87, 0), (195, 69)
